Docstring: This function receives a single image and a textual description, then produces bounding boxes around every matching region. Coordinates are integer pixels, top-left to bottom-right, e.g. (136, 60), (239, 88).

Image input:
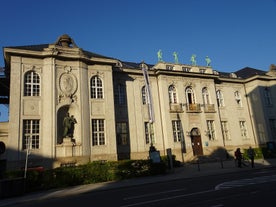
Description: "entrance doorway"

(190, 128), (203, 156)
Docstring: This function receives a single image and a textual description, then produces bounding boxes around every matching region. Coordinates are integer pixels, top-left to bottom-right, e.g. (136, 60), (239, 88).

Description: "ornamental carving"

(59, 72), (77, 99)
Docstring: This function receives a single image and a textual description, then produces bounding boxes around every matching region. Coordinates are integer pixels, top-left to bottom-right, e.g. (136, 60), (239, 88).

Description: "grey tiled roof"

(5, 44), (116, 60)
(5, 44), (49, 51)
(234, 67), (266, 79)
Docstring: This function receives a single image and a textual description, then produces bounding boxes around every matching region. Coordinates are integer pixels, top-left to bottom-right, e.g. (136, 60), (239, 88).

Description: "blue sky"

(0, 0), (276, 121)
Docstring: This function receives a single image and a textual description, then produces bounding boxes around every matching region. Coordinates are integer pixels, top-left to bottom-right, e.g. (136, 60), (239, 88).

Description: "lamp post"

(24, 136), (31, 179)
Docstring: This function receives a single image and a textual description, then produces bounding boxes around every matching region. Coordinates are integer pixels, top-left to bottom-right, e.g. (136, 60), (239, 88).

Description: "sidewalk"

(1, 158), (275, 206)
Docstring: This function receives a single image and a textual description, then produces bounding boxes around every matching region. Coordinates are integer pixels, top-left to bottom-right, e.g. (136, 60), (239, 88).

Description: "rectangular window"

(221, 121), (230, 140)
(182, 67), (191, 72)
(172, 120), (183, 142)
(145, 122), (155, 144)
(23, 120), (40, 150)
(239, 121), (247, 138)
(264, 89), (273, 106)
(116, 122), (129, 145)
(166, 65), (173, 70)
(207, 120), (215, 140)
(199, 69), (206, 74)
(269, 119), (276, 140)
(216, 90), (224, 107)
(114, 84), (126, 105)
(92, 119), (105, 145)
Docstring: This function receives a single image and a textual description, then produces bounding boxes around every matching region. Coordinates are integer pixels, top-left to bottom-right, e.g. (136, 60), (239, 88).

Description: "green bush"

(243, 147), (276, 159)
(14, 158), (168, 192)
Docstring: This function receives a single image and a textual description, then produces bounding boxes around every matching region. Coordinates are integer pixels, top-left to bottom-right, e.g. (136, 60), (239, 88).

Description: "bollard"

(220, 159), (224, 168)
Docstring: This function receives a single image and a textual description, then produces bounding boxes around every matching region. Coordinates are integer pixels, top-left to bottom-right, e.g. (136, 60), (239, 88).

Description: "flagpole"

(141, 62), (155, 149)
(141, 62), (155, 124)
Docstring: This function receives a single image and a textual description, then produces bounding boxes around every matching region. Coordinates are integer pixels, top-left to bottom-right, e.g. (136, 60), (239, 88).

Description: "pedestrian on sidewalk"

(235, 148), (242, 168)
(247, 146), (256, 168)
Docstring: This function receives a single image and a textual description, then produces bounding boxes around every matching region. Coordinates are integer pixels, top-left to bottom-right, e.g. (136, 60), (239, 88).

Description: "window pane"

(92, 119), (105, 146)
(23, 119), (40, 149)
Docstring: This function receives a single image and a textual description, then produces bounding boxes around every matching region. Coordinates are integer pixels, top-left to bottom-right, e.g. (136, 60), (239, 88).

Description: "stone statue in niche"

(63, 112), (77, 138)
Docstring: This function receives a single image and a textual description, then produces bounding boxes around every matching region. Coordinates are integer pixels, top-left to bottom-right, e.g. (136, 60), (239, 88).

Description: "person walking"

(247, 146), (256, 168)
(235, 148), (242, 168)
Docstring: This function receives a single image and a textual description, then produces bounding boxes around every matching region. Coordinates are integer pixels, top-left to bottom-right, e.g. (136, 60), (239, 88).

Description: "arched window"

(168, 85), (177, 104)
(216, 90), (224, 107)
(24, 71), (40, 96)
(142, 86), (148, 104)
(185, 86), (195, 104)
(90, 76), (103, 99)
(234, 91), (242, 106)
(202, 87), (210, 105)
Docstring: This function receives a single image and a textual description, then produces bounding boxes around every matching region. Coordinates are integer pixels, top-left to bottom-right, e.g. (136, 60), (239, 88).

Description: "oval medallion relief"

(59, 73), (77, 97)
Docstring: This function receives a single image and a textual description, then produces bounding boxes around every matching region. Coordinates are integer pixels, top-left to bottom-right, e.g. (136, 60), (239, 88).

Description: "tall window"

(141, 86), (148, 104)
(114, 84), (126, 105)
(90, 76), (103, 99)
(185, 86), (195, 104)
(202, 87), (210, 105)
(221, 121), (230, 140)
(216, 90), (224, 107)
(234, 91), (242, 106)
(264, 88), (273, 105)
(239, 121), (247, 139)
(145, 122), (155, 144)
(269, 119), (276, 140)
(168, 85), (177, 104)
(92, 119), (105, 145)
(172, 120), (183, 142)
(207, 120), (215, 140)
(116, 122), (129, 145)
(24, 71), (40, 96)
(23, 120), (40, 149)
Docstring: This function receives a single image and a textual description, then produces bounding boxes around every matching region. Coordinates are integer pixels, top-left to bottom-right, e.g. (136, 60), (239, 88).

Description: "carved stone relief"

(58, 67), (78, 103)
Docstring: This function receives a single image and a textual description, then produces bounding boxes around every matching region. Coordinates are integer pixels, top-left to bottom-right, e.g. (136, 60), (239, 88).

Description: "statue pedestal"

(56, 137), (74, 157)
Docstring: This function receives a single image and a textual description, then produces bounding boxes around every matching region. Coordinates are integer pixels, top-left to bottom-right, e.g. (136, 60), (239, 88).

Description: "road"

(8, 167), (276, 207)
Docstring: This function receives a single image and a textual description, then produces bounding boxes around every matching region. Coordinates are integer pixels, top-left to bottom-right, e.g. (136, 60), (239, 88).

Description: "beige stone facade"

(0, 34), (276, 170)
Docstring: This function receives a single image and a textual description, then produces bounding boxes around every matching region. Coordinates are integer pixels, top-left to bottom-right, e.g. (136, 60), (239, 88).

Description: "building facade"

(0, 34), (276, 170)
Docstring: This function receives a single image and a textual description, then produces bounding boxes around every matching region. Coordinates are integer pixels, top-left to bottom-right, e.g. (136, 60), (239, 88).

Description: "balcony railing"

(186, 103), (201, 112)
(204, 104), (215, 113)
(169, 103), (183, 113)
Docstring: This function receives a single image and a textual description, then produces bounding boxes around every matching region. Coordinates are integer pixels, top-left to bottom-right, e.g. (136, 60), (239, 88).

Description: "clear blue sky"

(0, 0), (276, 121)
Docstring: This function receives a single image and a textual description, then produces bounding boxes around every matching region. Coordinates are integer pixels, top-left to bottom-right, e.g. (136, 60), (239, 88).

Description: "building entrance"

(190, 128), (203, 156)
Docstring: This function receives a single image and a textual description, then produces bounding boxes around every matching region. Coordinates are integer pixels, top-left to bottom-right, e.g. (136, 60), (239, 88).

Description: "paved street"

(1, 158), (275, 206)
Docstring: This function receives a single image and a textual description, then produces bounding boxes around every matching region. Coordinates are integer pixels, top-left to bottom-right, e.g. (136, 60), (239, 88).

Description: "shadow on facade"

(113, 71), (134, 160)
(246, 85), (276, 147)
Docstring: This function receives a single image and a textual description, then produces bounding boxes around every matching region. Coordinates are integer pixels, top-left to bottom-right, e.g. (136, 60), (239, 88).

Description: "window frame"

(144, 122), (155, 144)
(216, 90), (224, 107)
(92, 119), (105, 146)
(90, 76), (103, 99)
(116, 122), (129, 145)
(168, 85), (177, 104)
(22, 119), (40, 150)
(172, 120), (183, 142)
(239, 121), (248, 139)
(24, 71), (40, 96)
(206, 120), (216, 140)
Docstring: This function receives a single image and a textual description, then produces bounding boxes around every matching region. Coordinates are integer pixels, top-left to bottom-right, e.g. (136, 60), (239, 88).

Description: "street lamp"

(24, 136), (31, 179)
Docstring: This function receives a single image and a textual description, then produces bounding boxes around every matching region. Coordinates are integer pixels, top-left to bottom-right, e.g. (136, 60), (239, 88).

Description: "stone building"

(0, 34), (275, 170)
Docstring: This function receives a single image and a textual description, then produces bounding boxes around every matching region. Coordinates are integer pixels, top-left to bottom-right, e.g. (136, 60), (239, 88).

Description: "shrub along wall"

(5, 159), (168, 193)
